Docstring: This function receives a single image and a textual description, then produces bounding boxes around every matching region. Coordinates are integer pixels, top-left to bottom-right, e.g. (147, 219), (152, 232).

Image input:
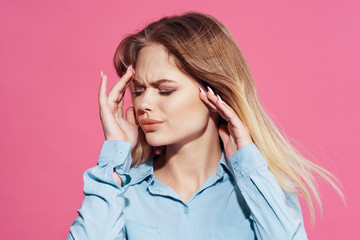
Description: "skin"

(99, 44), (253, 202)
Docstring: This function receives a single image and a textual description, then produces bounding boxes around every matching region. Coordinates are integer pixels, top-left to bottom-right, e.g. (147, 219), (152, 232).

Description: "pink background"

(1, 0), (359, 239)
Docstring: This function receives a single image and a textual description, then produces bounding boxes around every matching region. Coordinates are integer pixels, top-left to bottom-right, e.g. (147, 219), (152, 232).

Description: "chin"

(144, 128), (204, 148)
(144, 132), (169, 147)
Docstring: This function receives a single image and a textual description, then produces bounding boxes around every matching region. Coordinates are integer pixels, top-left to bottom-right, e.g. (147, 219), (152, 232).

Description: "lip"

(139, 118), (164, 132)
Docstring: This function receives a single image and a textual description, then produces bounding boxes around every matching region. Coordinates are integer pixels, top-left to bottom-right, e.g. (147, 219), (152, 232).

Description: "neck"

(164, 136), (221, 182)
(153, 121), (222, 202)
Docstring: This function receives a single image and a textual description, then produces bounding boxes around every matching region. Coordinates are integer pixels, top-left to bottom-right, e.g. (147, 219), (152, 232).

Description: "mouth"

(139, 118), (164, 132)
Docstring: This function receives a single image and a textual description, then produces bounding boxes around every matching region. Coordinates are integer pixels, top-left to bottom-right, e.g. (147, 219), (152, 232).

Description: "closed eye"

(131, 90), (144, 96)
(159, 90), (175, 96)
(131, 88), (176, 97)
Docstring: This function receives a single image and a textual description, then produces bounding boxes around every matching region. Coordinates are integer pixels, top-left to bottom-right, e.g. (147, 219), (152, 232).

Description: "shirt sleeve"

(229, 143), (308, 240)
(66, 141), (132, 240)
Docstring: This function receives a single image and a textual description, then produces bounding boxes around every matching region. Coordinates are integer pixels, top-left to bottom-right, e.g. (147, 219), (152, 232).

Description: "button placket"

(183, 206), (189, 214)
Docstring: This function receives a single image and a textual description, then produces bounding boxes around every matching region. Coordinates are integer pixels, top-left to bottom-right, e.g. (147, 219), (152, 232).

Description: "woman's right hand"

(98, 66), (138, 149)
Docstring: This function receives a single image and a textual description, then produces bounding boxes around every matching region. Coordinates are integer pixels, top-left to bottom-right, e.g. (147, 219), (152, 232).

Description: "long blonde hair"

(113, 12), (343, 222)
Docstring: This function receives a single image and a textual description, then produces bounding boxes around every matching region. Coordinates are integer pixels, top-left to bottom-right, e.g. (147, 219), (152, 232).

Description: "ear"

(154, 146), (165, 155)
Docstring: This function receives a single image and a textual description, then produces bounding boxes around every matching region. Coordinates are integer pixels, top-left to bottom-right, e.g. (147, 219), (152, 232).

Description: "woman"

(67, 12), (342, 240)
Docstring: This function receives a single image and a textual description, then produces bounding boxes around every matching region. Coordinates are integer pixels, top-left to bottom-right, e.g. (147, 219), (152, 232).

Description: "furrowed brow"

(151, 79), (176, 87)
(132, 79), (145, 87)
(132, 79), (176, 87)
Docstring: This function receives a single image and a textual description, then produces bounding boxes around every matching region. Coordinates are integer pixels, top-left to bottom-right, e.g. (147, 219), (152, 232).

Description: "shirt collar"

(128, 151), (232, 186)
(128, 159), (154, 186)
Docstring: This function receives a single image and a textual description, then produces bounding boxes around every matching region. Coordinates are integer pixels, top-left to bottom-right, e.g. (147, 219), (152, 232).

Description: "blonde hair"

(113, 12), (343, 222)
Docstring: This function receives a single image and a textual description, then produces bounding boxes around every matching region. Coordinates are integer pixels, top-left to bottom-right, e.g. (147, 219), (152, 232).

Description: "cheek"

(130, 94), (138, 117)
(164, 93), (209, 128)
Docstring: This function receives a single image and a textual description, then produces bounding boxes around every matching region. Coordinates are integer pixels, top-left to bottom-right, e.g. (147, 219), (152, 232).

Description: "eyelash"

(159, 90), (174, 96)
(131, 91), (142, 96)
(131, 90), (175, 97)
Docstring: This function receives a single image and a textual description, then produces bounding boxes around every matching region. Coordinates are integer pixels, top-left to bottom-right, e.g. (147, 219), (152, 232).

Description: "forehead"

(134, 44), (193, 85)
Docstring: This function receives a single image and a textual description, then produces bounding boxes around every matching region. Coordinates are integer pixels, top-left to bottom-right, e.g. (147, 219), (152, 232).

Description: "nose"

(136, 89), (155, 115)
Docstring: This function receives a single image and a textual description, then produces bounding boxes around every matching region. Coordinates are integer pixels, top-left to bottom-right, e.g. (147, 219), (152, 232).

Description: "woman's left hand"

(199, 86), (253, 159)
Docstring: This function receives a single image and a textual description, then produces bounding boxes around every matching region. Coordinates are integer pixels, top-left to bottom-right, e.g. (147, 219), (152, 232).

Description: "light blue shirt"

(67, 141), (307, 240)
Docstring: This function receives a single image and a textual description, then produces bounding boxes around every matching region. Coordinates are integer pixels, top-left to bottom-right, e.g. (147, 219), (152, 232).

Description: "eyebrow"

(132, 79), (177, 88)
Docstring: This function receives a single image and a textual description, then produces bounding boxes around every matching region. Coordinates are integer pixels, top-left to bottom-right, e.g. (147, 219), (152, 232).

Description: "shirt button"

(183, 206), (189, 214)
(232, 162), (238, 170)
(118, 150), (124, 155)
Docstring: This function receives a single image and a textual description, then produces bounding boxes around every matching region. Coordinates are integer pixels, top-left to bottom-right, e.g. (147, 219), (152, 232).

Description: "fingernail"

(101, 70), (104, 78)
(207, 86), (215, 95)
(127, 65), (133, 72)
(199, 87), (206, 96)
(217, 94), (222, 103)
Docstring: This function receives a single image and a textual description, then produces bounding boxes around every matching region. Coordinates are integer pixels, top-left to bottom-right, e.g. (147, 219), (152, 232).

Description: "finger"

(116, 92), (125, 119)
(214, 96), (234, 122)
(126, 107), (137, 125)
(108, 66), (134, 103)
(206, 87), (239, 123)
(204, 87), (230, 120)
(99, 71), (108, 106)
(199, 87), (217, 111)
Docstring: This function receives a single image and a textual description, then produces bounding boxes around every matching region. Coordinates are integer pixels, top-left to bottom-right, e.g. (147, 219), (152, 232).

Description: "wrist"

(237, 138), (253, 150)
